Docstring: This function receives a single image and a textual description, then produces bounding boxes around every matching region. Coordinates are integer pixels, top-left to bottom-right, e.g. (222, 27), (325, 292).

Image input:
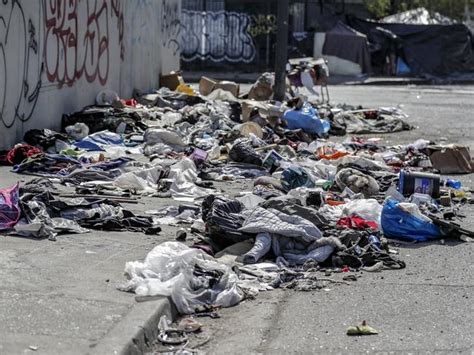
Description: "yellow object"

(176, 83), (195, 96)
(453, 189), (466, 198)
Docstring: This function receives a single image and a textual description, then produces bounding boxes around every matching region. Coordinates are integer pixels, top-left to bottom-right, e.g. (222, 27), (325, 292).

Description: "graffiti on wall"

(161, 0), (181, 56)
(248, 14), (277, 37)
(0, 0), (44, 128)
(181, 10), (256, 63)
(44, 0), (125, 88)
(1, 0), (182, 132)
(0, 0), (126, 129)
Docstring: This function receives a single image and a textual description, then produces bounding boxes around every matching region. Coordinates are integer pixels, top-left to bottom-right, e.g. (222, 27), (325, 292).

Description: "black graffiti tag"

(162, 0), (181, 56)
(0, 0), (43, 128)
(181, 10), (256, 64)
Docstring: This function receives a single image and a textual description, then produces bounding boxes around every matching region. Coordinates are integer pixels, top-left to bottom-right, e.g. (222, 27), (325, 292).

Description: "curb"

(348, 79), (431, 86)
(90, 296), (177, 355)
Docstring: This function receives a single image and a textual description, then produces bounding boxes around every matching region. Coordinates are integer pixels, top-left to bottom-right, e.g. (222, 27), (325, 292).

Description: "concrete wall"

(0, 0), (181, 150)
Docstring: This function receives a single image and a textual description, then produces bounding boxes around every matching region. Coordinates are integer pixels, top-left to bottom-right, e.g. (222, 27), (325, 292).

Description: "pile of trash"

(1, 71), (473, 315)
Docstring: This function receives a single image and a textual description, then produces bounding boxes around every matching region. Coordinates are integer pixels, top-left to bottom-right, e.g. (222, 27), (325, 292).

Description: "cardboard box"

(199, 77), (240, 97)
(160, 71), (184, 90)
(199, 76), (217, 96)
(214, 80), (240, 97)
(427, 145), (473, 174)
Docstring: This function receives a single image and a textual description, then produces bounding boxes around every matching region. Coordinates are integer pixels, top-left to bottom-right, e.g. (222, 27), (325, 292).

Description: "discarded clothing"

(335, 168), (380, 198)
(16, 191), (89, 239)
(334, 112), (412, 134)
(74, 131), (124, 151)
(65, 122), (90, 141)
(243, 232), (272, 264)
(24, 129), (69, 150)
(0, 183), (21, 230)
(62, 106), (147, 134)
(239, 207), (338, 264)
(240, 207), (324, 241)
(337, 216), (378, 230)
(13, 154), (82, 177)
(0, 144), (42, 165)
(281, 166), (315, 192)
(119, 242), (244, 314)
(202, 195), (253, 249)
(260, 199), (329, 229)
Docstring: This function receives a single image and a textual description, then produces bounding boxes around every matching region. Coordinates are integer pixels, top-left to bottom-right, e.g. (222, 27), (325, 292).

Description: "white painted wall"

(0, 0), (181, 150)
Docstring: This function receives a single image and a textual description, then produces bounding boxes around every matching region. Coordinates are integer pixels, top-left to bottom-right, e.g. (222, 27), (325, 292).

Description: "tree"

(364, 0), (391, 18)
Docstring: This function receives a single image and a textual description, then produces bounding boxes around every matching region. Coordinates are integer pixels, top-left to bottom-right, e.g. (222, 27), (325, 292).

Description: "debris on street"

(347, 320), (379, 336)
(0, 71), (472, 320)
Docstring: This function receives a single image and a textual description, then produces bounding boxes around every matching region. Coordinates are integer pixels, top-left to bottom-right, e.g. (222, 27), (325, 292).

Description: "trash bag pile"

(1, 72), (472, 314)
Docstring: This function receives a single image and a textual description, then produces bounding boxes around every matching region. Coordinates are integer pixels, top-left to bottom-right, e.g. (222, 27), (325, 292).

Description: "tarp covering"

(380, 7), (455, 25)
(348, 17), (474, 77)
(322, 21), (372, 74)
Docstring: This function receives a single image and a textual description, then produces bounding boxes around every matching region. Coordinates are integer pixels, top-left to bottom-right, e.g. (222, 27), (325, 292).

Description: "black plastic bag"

(229, 141), (262, 166)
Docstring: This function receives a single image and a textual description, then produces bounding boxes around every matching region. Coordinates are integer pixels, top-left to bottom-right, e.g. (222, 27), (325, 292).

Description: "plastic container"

(410, 193), (432, 206)
(368, 235), (381, 251)
(262, 150), (284, 172)
(446, 179), (461, 190)
(398, 170), (440, 198)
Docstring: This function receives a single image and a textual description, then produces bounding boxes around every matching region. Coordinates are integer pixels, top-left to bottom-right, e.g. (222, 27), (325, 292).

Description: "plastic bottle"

(368, 235), (381, 251)
(446, 179), (461, 190)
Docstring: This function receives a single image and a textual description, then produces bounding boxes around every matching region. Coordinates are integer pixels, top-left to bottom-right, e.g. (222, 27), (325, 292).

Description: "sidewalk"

(0, 168), (177, 355)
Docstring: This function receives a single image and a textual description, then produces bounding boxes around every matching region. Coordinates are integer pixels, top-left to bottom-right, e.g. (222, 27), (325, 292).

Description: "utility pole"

(274, 0), (289, 102)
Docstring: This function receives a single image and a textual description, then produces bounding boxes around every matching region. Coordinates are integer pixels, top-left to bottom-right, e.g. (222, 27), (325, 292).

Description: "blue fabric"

(280, 166), (315, 192)
(283, 103), (330, 136)
(89, 157), (133, 171)
(12, 154), (82, 176)
(74, 131), (124, 151)
(381, 198), (441, 242)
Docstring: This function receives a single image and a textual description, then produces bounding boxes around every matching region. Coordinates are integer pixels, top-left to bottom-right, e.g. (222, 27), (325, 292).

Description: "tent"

(322, 21), (372, 74)
(348, 17), (474, 77)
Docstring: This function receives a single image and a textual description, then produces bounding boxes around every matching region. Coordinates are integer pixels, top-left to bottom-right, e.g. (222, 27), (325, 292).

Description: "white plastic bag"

(168, 158), (213, 201)
(65, 123), (90, 141)
(341, 198), (383, 225)
(120, 242), (244, 314)
(144, 128), (186, 148)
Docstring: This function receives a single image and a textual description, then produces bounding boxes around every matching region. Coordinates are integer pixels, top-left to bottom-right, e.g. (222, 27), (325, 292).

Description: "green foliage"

(364, 0), (391, 18)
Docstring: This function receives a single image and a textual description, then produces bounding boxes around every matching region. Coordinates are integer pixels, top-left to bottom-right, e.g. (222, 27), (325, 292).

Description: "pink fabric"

(0, 183), (20, 230)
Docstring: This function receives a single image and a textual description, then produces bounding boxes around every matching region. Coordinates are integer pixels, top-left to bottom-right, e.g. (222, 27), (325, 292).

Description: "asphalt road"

(1, 84), (472, 354)
(176, 85), (474, 354)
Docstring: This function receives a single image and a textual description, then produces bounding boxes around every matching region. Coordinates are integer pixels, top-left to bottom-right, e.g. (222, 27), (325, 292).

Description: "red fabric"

(6, 144), (42, 165)
(337, 216), (378, 230)
(121, 98), (138, 107)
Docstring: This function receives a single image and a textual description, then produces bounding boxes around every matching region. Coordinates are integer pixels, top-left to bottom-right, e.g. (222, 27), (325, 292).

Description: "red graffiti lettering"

(44, 0), (124, 88)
